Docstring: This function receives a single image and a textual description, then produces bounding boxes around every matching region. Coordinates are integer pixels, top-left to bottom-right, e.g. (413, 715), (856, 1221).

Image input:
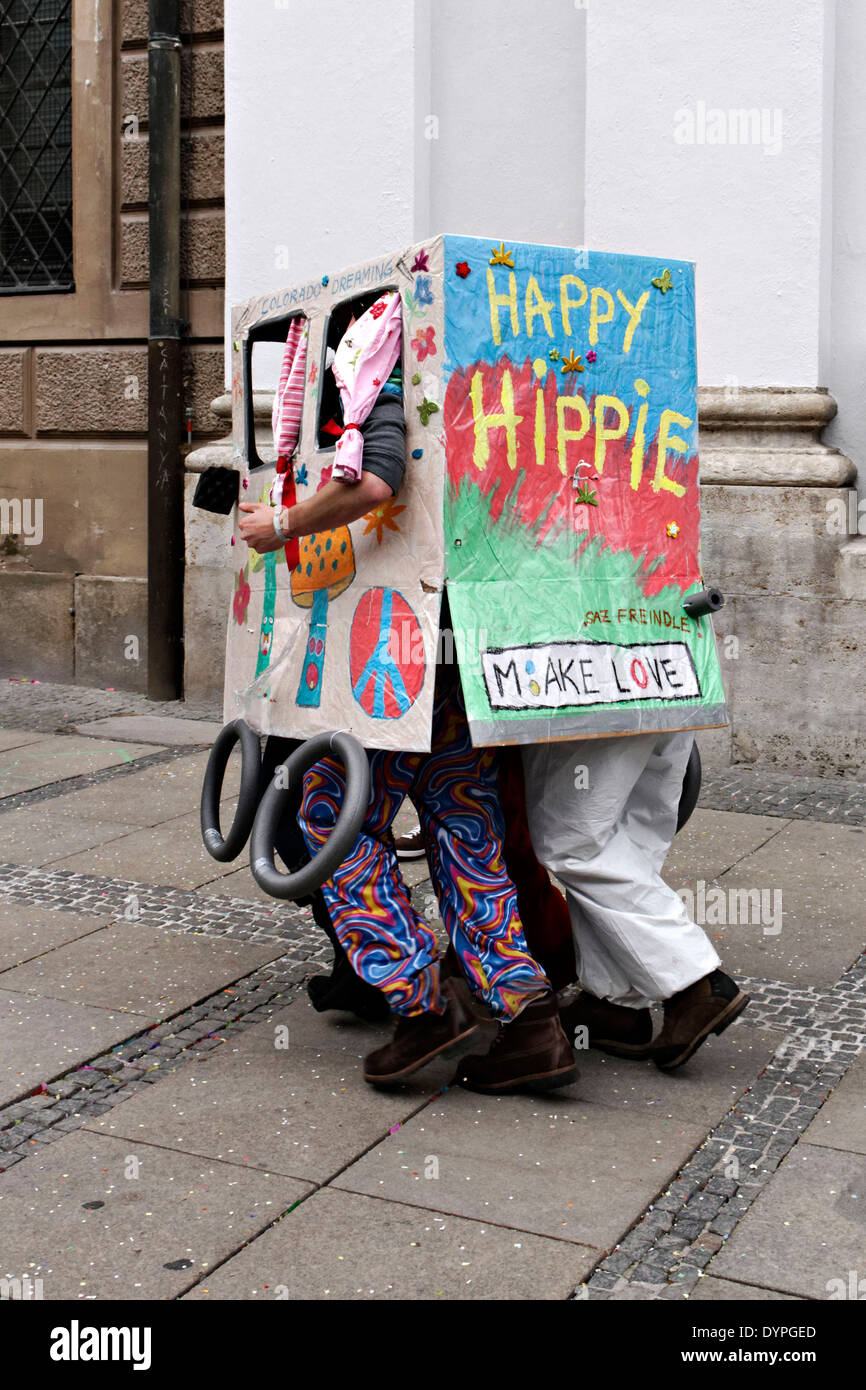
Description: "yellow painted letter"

(525, 275), (555, 339)
(470, 369), (524, 472)
(616, 289), (650, 354)
(556, 394), (591, 477)
(560, 275), (588, 336)
(593, 395), (629, 473)
(589, 288), (615, 345)
(487, 268), (519, 348)
(653, 410), (691, 496)
(630, 379), (650, 490)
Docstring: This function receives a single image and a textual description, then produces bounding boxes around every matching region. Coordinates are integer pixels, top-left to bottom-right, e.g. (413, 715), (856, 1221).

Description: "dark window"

(243, 312), (308, 472)
(0, 0), (73, 294)
(317, 290), (400, 450)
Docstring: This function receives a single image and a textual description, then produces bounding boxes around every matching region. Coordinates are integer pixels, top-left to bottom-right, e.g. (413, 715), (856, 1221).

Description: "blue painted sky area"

(442, 233), (698, 457)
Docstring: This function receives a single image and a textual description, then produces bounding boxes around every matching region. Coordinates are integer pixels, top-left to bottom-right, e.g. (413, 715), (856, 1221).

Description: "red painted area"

(443, 357), (702, 596)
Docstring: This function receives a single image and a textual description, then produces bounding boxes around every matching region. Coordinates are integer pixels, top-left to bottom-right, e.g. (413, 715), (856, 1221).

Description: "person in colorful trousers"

(297, 644), (577, 1092)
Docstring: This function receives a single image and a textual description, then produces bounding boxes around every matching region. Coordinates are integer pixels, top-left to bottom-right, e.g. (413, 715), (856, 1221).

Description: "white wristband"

(273, 508), (290, 542)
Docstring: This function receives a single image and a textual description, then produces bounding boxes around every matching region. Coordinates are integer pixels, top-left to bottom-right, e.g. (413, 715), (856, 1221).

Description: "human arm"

(238, 471), (392, 553)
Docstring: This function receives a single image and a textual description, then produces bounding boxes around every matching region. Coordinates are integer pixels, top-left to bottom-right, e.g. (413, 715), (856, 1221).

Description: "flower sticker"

(295, 463), (308, 486)
(418, 397), (440, 426)
(561, 350), (585, 373)
(411, 250), (430, 273)
(666, 521), (680, 538)
(586, 350), (597, 363)
(362, 496), (407, 545)
(490, 242), (514, 267)
(411, 326), (437, 362)
(233, 566), (251, 625)
(456, 261), (471, 279)
(414, 276), (434, 307)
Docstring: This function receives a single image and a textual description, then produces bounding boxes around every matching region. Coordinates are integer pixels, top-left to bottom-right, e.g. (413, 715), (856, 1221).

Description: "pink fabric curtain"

(331, 291), (403, 483)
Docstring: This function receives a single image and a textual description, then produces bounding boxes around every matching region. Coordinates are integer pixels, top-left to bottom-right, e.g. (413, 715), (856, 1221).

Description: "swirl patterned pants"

(298, 678), (550, 1019)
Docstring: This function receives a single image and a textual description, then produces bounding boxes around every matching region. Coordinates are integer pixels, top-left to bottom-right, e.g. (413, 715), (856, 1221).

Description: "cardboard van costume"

(225, 235), (728, 751)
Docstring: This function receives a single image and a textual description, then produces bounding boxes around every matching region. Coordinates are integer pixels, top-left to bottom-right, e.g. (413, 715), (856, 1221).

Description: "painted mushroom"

(291, 527), (355, 706)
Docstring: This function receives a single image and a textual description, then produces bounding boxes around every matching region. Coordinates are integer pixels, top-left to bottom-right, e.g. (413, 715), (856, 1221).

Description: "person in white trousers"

(521, 729), (750, 1070)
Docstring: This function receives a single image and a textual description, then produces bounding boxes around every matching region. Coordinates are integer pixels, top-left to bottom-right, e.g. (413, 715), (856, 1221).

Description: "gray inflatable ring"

(250, 731), (370, 900)
(200, 719), (262, 863)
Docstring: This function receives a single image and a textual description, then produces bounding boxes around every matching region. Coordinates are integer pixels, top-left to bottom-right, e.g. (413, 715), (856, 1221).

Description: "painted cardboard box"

(225, 234), (728, 751)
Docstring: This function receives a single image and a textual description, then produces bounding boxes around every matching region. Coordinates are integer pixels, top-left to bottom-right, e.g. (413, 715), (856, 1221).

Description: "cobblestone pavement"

(1, 686), (865, 1300)
(0, 677), (220, 733)
(1, 848), (864, 1301)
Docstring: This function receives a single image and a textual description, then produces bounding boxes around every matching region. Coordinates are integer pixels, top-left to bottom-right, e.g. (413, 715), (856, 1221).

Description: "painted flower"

(456, 261), (471, 279)
(363, 497), (406, 545)
(411, 250), (430, 273)
(414, 275), (434, 306)
(233, 566), (251, 625)
(411, 326), (437, 362)
(370, 300), (387, 319)
(308, 363), (318, 385)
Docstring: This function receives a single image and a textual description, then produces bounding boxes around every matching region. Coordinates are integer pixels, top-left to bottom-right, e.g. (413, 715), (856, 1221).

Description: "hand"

(238, 502), (287, 554)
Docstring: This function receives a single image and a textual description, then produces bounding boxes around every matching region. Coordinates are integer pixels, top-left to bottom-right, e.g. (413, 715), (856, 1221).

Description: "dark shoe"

(560, 990), (653, 1059)
(306, 961), (391, 1024)
(653, 970), (750, 1072)
(393, 822), (426, 861)
(363, 981), (479, 1087)
(455, 991), (579, 1094)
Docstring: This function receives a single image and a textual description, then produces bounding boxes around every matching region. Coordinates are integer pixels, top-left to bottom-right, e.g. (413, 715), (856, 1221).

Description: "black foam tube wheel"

(683, 588), (725, 618)
(250, 731), (371, 900)
(676, 740), (702, 834)
(200, 719), (262, 862)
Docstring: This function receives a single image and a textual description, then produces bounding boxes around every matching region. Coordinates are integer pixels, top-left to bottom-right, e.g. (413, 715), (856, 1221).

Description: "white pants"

(521, 732), (720, 1009)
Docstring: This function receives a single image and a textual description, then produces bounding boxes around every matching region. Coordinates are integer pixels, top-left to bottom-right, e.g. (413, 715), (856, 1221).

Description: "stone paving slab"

(800, 1053), (866, 1156)
(711, 1142), (866, 1299)
(570, 1022), (777, 1127)
(663, 809), (790, 888)
(0, 736), (160, 798)
(75, 715), (223, 746)
(689, 1275), (801, 1301)
(183, 1187), (598, 1300)
(0, 989), (147, 1106)
(55, 750), (233, 827)
(195, 864), (284, 904)
(0, 921), (283, 1018)
(0, 902), (111, 972)
(709, 821), (866, 988)
(0, 1127), (308, 1300)
(47, 807), (245, 891)
(83, 996), (479, 1183)
(0, 800), (142, 866)
(331, 1024), (772, 1252)
(0, 731), (45, 753)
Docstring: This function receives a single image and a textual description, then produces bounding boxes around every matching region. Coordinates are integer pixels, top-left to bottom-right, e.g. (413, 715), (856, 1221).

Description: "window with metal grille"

(0, 0), (72, 293)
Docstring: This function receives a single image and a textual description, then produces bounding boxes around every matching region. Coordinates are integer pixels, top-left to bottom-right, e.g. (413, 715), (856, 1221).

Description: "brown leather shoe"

(455, 990), (579, 1094)
(653, 970), (750, 1072)
(560, 990), (653, 1059)
(363, 981), (479, 1087)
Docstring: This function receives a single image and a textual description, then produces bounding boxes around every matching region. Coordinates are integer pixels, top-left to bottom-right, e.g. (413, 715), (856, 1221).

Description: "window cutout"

(243, 311), (307, 471)
(316, 289), (401, 450)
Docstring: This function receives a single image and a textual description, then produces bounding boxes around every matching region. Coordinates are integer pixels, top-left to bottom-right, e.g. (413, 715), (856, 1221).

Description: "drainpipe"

(147, 0), (185, 699)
